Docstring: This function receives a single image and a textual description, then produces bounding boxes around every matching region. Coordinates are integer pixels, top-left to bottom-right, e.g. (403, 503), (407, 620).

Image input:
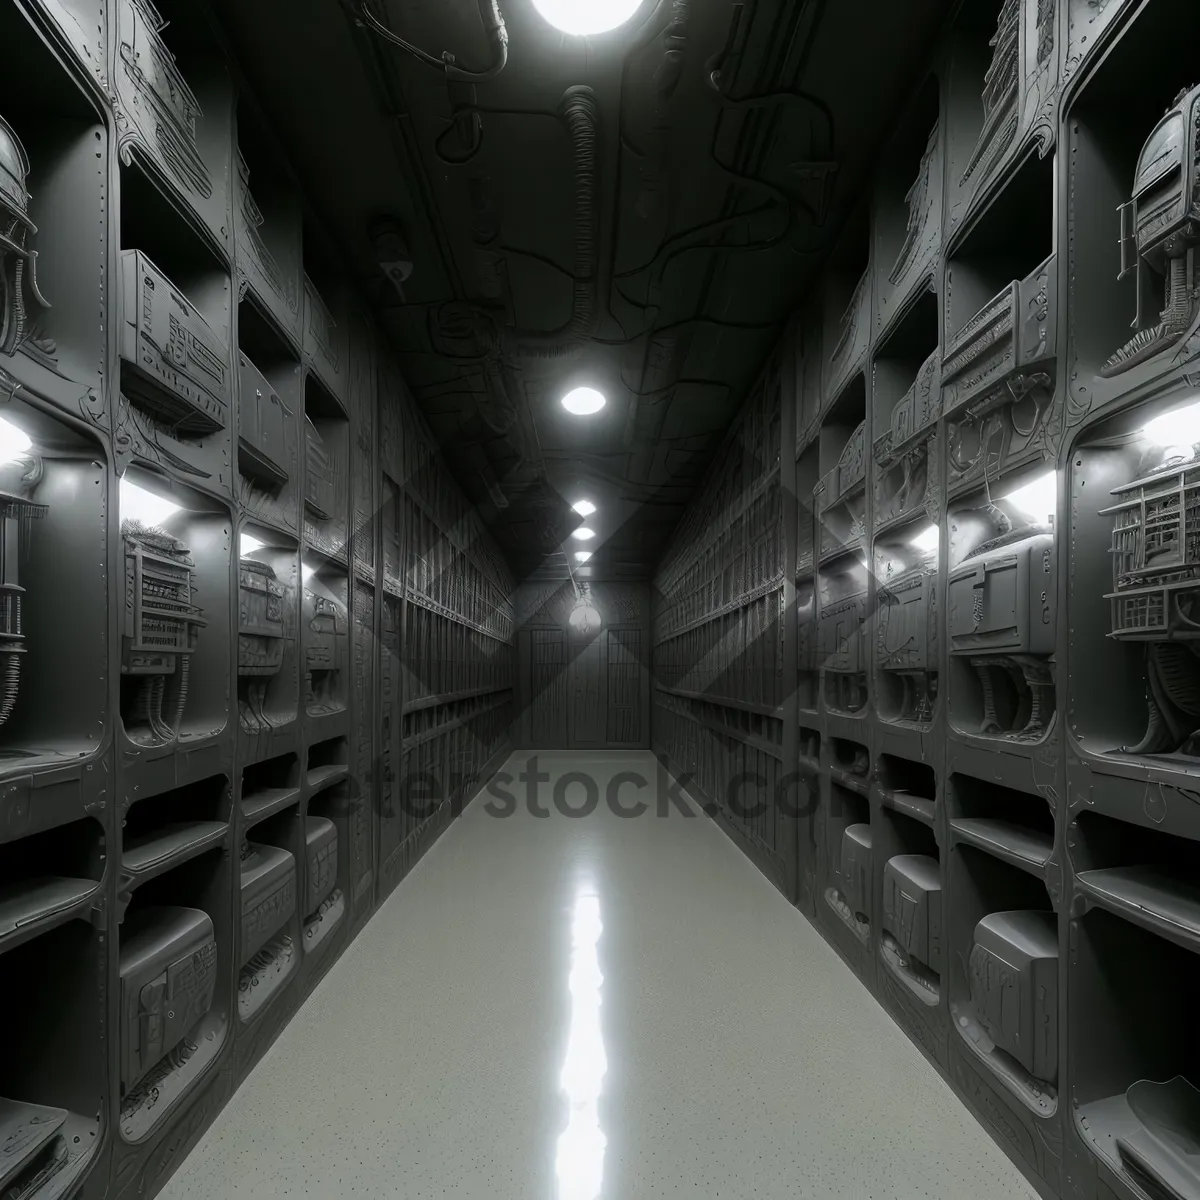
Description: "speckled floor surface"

(160, 751), (1039, 1200)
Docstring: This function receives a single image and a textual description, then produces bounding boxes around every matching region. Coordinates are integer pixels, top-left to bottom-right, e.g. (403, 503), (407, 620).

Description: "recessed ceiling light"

(120, 476), (181, 527)
(531, 0), (641, 36)
(575, 551), (592, 562)
(572, 500), (596, 516)
(0, 416), (32, 466)
(240, 533), (266, 558)
(562, 387), (606, 416)
(571, 527), (595, 541)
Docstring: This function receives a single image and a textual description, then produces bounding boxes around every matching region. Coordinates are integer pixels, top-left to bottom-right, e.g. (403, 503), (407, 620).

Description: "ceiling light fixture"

(1001, 470), (1057, 526)
(571, 527), (595, 541)
(572, 500), (596, 516)
(562, 387), (606, 416)
(120, 476), (181, 528)
(531, 0), (641, 36)
(575, 551), (592, 562)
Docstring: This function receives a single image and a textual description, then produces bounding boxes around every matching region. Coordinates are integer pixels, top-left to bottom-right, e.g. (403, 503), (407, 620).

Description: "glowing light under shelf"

(0, 416), (32, 466)
(120, 476), (181, 528)
(1141, 397), (1200, 458)
(1001, 470), (1057, 525)
(572, 500), (596, 517)
(572, 527), (596, 541)
(909, 524), (940, 553)
(301, 562), (316, 583)
(575, 551), (592, 563)
(240, 533), (266, 558)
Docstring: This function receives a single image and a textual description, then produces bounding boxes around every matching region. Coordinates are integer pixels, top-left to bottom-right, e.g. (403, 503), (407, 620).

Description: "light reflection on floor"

(554, 884), (607, 1200)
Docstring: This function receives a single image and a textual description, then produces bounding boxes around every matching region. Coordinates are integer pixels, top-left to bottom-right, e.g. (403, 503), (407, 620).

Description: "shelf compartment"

(1071, 906), (1200, 1193)
(117, 471), (233, 753)
(0, 7), (108, 399)
(874, 522), (939, 725)
(113, 0), (232, 262)
(818, 555), (869, 716)
(821, 208), (871, 395)
(877, 754), (937, 827)
(241, 752), (300, 828)
(1070, 419), (1200, 764)
(118, 848), (229, 1143)
(877, 804), (942, 1006)
(947, 773), (1054, 877)
(946, 487), (1057, 743)
(0, 921), (104, 1199)
(1064, 0), (1199, 384)
(949, 842), (1058, 1116)
(303, 784), (348, 955)
(1072, 811), (1200, 953)
(306, 736), (348, 793)
(302, 373), (349, 561)
(816, 375), (867, 564)
(237, 525), (299, 739)
(120, 774), (230, 890)
(302, 558), (348, 719)
(0, 816), (103, 956)
(821, 783), (871, 945)
(0, 397), (109, 794)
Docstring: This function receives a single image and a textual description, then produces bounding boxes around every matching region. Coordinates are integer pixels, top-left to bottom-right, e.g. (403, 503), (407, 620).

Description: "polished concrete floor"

(161, 751), (1039, 1199)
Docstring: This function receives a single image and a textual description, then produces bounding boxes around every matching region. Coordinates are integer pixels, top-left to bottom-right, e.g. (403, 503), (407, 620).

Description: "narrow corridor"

(161, 753), (1038, 1200)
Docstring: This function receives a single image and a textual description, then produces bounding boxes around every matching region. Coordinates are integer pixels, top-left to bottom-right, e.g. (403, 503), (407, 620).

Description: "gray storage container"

(969, 909), (1058, 1082)
(839, 824), (873, 921)
(118, 906), (217, 1095)
(240, 842), (296, 962)
(305, 816), (337, 915)
(883, 855), (942, 974)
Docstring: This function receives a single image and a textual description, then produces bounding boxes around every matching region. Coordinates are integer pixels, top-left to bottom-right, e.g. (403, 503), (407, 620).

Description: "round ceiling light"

(561, 387), (606, 416)
(572, 500), (596, 516)
(571, 527), (595, 541)
(531, 0), (641, 36)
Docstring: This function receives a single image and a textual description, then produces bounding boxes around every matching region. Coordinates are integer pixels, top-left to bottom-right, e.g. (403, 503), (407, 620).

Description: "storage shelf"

(405, 589), (512, 642)
(653, 684), (782, 720)
(121, 822), (229, 887)
(0, 877), (98, 956)
(1076, 866), (1200, 954)
(653, 574), (786, 642)
(951, 818), (1052, 876)
(403, 684), (513, 715)
(242, 785), (302, 828)
(881, 788), (936, 827)
(305, 764), (349, 792)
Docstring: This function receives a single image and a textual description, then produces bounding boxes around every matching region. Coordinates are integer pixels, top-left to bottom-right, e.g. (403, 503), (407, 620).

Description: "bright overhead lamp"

(1002, 470), (1057, 525)
(1141, 398), (1200, 454)
(301, 563), (316, 583)
(562, 387), (606, 416)
(240, 532), (266, 558)
(571, 527), (596, 541)
(120, 476), (181, 527)
(572, 500), (597, 516)
(0, 415), (32, 466)
(910, 524), (940, 553)
(575, 551), (592, 562)
(531, 0), (641, 36)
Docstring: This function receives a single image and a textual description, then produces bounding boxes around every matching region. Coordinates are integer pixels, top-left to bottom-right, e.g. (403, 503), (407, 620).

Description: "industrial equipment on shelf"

(238, 557), (286, 732)
(1101, 450), (1200, 755)
(0, 114), (51, 357)
(120, 521), (207, 746)
(1105, 84), (1200, 377)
